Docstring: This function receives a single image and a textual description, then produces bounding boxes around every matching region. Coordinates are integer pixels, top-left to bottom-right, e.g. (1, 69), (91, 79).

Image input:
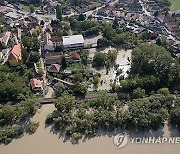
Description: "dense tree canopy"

(0, 65), (33, 101)
(46, 92), (180, 143)
(0, 99), (39, 144)
(93, 52), (106, 67)
(56, 5), (63, 21)
(70, 17), (99, 36)
(131, 43), (174, 87)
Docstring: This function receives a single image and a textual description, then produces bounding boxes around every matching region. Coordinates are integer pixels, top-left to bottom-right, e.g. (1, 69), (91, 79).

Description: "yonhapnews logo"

(113, 132), (128, 149)
(113, 133), (180, 149)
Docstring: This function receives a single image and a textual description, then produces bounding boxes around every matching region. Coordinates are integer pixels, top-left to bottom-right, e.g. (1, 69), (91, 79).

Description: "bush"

(133, 88), (146, 99)
(45, 114), (54, 125)
(157, 88), (170, 96)
(25, 121), (39, 134)
(71, 132), (83, 142)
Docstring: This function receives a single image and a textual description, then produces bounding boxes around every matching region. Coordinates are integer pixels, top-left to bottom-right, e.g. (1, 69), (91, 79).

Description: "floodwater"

(88, 47), (132, 91)
(1, 104), (180, 154)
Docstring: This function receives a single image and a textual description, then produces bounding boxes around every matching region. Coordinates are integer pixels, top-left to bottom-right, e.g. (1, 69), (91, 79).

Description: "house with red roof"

(71, 52), (81, 61)
(30, 78), (43, 93)
(65, 52), (81, 63)
(8, 44), (22, 66)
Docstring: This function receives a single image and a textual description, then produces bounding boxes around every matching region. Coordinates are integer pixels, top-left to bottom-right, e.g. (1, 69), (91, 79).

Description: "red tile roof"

(71, 52), (80, 60)
(30, 78), (42, 89)
(11, 44), (21, 58)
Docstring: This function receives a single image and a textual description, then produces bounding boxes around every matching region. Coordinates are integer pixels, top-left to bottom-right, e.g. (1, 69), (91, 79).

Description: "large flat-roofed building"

(62, 35), (84, 49)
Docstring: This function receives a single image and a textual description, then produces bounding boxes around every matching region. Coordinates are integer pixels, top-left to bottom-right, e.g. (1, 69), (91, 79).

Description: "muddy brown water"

(1, 104), (180, 154)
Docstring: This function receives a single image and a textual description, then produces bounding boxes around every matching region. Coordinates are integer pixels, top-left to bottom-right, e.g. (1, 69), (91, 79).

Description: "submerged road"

(37, 93), (121, 104)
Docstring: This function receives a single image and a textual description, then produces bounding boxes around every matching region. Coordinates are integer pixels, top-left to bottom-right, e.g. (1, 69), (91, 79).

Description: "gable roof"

(9, 44), (21, 60)
(30, 78), (42, 89)
(49, 64), (61, 73)
(71, 52), (80, 60)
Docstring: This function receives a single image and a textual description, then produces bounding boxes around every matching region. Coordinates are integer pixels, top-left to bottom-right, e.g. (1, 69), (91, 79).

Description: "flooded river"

(1, 104), (180, 154)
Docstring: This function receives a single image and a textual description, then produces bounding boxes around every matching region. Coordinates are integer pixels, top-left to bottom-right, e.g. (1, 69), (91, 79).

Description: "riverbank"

(1, 104), (180, 154)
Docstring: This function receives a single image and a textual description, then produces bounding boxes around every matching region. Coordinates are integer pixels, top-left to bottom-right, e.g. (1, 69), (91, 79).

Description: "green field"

(169, 0), (180, 10)
(66, 63), (84, 70)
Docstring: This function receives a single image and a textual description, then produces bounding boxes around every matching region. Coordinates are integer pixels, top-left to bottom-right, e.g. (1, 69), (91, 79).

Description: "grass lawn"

(66, 63), (84, 70)
(169, 0), (180, 10)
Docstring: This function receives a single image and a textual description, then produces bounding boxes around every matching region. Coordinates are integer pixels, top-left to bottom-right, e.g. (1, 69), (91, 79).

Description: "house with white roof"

(62, 35), (84, 49)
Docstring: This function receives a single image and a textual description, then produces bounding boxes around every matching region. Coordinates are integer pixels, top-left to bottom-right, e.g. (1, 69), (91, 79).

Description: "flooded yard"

(88, 47), (132, 91)
(1, 104), (180, 154)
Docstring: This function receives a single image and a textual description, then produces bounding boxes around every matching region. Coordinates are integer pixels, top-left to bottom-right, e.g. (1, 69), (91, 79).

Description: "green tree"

(154, 11), (159, 17)
(30, 52), (40, 63)
(29, 5), (35, 13)
(55, 45), (64, 52)
(157, 88), (170, 96)
(73, 82), (87, 96)
(56, 4), (62, 21)
(22, 48), (29, 63)
(81, 50), (89, 65)
(78, 14), (86, 21)
(131, 43), (173, 87)
(22, 36), (31, 50)
(97, 38), (110, 48)
(73, 72), (83, 83)
(93, 75), (100, 86)
(61, 56), (67, 69)
(54, 92), (76, 112)
(133, 88), (146, 98)
(93, 52), (106, 67)
(170, 106), (180, 128)
(103, 25), (116, 40)
(54, 82), (65, 97)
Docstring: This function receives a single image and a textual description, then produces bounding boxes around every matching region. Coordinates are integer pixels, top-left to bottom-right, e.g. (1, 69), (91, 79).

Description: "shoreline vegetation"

(2, 104), (180, 154)
(45, 91), (180, 144)
(0, 99), (40, 145)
